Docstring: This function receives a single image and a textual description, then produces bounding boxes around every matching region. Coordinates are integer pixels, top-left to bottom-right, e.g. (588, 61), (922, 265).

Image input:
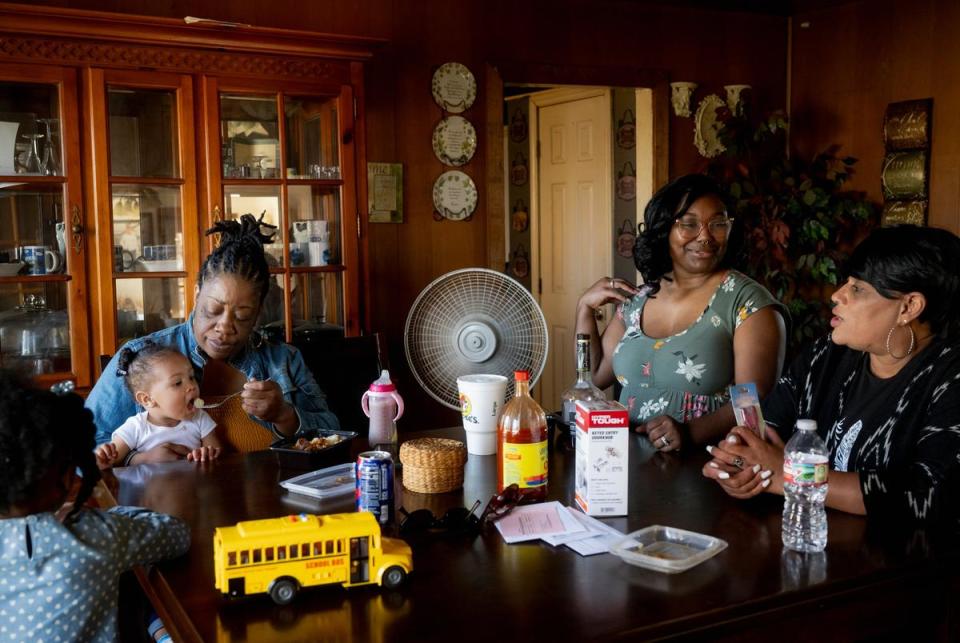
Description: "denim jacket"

(86, 316), (340, 445)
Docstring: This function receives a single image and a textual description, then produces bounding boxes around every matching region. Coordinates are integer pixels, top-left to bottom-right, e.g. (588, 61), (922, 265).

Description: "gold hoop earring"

(885, 323), (915, 359)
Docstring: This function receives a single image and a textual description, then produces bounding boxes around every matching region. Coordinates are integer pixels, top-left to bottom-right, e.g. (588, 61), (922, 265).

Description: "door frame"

(483, 61), (670, 273)
(527, 86), (612, 314)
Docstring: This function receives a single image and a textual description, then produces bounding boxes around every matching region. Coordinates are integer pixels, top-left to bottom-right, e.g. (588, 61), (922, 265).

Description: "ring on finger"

(732, 455), (744, 469)
(659, 435), (670, 447)
(609, 278), (615, 289)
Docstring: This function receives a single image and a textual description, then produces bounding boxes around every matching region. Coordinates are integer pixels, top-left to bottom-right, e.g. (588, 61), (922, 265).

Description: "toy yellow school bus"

(213, 512), (413, 605)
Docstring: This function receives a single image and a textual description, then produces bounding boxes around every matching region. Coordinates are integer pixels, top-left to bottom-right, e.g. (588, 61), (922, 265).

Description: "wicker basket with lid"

(399, 437), (467, 493)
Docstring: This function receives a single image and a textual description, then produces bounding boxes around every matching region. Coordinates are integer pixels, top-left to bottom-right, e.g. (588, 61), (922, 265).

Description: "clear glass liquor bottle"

(560, 334), (605, 429)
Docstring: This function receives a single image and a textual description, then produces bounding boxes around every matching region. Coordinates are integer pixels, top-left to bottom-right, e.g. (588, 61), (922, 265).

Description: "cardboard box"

(574, 400), (629, 516)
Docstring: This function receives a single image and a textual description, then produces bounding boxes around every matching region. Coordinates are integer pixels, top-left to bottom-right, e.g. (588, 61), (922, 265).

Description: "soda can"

(355, 450), (394, 525)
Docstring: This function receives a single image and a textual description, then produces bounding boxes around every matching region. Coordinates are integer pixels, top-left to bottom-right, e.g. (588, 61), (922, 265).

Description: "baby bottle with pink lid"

(362, 370), (405, 456)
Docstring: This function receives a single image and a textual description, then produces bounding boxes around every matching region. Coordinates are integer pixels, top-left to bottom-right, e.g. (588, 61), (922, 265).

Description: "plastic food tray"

(610, 525), (728, 574)
(279, 462), (355, 499)
(270, 429), (358, 469)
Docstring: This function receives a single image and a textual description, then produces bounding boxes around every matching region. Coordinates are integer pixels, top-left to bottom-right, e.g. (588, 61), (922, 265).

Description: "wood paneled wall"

(26, 0), (787, 427)
(791, 0), (960, 233)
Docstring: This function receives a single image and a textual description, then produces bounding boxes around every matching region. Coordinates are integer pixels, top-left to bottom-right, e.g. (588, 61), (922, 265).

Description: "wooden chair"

(295, 332), (388, 436)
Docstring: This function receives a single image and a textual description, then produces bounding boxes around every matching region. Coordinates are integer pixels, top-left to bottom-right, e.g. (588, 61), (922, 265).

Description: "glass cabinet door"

(211, 81), (357, 343)
(88, 70), (198, 353)
(0, 65), (89, 386)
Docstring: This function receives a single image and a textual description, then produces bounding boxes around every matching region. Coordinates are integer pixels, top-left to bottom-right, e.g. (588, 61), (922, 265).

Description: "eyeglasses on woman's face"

(674, 216), (734, 241)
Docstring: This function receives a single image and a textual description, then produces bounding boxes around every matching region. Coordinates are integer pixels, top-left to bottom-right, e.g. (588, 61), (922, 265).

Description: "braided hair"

(116, 341), (185, 395)
(199, 212), (277, 305)
(0, 369), (100, 520)
(632, 174), (742, 296)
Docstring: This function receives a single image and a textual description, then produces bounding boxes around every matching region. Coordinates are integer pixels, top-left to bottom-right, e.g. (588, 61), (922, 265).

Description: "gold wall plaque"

(883, 99), (932, 151)
(881, 200), (927, 227)
(881, 150), (927, 200)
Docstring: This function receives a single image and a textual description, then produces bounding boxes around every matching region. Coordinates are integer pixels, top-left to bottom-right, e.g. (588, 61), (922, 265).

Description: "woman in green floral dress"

(576, 174), (787, 451)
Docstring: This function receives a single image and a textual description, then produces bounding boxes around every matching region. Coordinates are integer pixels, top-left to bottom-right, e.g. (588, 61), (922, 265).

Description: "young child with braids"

(0, 369), (190, 641)
(95, 342), (222, 468)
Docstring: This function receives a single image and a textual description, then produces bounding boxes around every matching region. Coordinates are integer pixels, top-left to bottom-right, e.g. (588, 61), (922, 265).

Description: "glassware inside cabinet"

(220, 94), (279, 179)
(257, 272), (344, 345)
(111, 185), (183, 273)
(287, 186), (340, 267)
(115, 276), (185, 345)
(0, 287), (71, 375)
(291, 272), (343, 329)
(0, 185), (66, 275)
(284, 96), (339, 179)
(108, 88), (179, 178)
(0, 81), (61, 176)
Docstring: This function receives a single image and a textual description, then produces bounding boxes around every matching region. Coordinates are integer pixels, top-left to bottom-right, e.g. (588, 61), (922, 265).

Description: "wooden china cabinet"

(0, 3), (379, 391)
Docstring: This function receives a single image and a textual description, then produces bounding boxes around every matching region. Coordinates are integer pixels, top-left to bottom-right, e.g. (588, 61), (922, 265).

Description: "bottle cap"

(796, 419), (817, 432)
(514, 370), (529, 381)
(369, 369), (397, 393)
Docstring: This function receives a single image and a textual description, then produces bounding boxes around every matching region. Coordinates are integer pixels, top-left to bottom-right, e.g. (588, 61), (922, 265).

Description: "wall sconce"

(724, 84), (751, 117)
(670, 82), (697, 118)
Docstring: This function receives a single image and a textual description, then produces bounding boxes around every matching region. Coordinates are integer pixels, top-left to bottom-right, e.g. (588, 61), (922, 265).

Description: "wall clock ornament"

(694, 94), (727, 158)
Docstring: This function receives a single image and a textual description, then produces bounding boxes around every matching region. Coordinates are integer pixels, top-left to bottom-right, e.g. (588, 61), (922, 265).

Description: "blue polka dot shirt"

(0, 506), (190, 642)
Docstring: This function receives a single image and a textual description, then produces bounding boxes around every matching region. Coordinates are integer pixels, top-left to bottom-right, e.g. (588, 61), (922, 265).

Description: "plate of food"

(270, 429), (358, 469)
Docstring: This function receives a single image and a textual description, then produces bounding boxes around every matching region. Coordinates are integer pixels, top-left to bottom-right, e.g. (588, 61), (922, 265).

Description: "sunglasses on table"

(398, 484), (522, 537)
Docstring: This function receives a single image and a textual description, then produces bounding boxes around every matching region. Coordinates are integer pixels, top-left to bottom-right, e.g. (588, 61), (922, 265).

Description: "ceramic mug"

(21, 245), (61, 275)
(113, 246), (135, 271)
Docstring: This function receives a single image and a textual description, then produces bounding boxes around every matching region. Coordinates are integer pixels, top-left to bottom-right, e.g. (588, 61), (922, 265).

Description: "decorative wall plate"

(694, 94), (727, 158)
(433, 171), (478, 220)
(431, 63), (476, 114)
(432, 116), (477, 166)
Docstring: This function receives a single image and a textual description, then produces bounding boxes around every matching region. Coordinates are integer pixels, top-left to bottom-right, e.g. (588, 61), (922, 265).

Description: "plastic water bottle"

(361, 370), (404, 458)
(782, 419), (829, 552)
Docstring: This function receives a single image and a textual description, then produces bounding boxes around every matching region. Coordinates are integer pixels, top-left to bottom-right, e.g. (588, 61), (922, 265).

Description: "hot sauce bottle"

(497, 370), (548, 502)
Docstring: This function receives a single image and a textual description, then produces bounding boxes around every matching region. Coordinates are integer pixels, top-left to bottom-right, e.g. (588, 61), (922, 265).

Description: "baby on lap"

(96, 342), (221, 468)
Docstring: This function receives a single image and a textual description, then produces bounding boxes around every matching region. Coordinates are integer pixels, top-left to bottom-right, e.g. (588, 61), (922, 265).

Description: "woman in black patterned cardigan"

(704, 225), (960, 525)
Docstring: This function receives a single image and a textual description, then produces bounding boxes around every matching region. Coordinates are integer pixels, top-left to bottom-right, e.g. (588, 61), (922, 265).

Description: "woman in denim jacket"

(86, 214), (339, 460)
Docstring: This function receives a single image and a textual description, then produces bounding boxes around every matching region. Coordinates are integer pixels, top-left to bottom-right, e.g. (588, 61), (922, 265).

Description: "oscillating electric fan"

(404, 268), (549, 410)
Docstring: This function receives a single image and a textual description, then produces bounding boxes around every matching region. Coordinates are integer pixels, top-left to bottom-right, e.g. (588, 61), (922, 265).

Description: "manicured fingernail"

(752, 464), (761, 474)
(705, 445), (714, 454)
(709, 462), (720, 469)
(761, 478), (771, 488)
(718, 472), (730, 479)
(761, 470), (772, 479)
(726, 434), (739, 444)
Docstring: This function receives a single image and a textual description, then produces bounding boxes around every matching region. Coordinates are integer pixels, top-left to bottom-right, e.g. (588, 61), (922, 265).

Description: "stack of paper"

(493, 501), (624, 556)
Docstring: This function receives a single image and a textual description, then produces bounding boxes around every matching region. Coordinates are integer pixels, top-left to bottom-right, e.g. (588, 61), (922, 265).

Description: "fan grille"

(404, 269), (549, 410)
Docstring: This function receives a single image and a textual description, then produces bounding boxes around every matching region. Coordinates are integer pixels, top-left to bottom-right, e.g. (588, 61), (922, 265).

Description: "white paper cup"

(457, 374), (508, 455)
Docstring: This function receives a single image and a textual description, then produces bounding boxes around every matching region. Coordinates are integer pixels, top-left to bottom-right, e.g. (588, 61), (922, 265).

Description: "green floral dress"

(612, 270), (786, 426)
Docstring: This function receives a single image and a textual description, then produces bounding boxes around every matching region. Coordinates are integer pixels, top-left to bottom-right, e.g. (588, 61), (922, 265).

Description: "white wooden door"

(533, 89), (612, 411)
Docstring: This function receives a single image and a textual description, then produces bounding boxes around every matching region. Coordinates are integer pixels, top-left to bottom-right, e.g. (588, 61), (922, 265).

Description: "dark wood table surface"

(112, 428), (960, 642)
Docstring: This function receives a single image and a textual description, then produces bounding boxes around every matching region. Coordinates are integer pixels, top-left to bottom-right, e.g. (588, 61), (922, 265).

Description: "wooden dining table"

(108, 428), (960, 642)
